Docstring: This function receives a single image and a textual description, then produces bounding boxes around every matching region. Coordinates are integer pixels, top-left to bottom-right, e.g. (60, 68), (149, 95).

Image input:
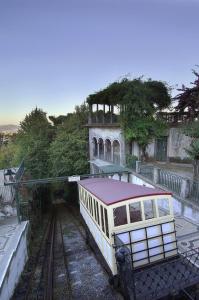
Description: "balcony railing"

(136, 162), (199, 205)
(157, 112), (199, 124)
(90, 113), (119, 125)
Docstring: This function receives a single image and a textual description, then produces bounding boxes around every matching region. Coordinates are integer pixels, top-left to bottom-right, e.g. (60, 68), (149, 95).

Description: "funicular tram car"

(78, 178), (199, 300)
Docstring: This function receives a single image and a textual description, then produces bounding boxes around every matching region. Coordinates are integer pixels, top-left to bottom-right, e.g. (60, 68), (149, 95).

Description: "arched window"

(98, 138), (104, 159)
(92, 137), (98, 158)
(105, 139), (111, 162)
(113, 140), (120, 164)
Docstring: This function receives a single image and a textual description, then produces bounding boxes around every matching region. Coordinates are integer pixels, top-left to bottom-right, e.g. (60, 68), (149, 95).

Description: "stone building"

(145, 112), (193, 163)
(87, 104), (193, 173)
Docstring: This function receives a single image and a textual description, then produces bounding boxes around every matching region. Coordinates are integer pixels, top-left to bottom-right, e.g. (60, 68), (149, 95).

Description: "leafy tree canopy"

(183, 121), (199, 179)
(175, 69), (199, 116)
(48, 115), (68, 126)
(0, 142), (19, 169)
(87, 77), (171, 110)
(48, 103), (89, 176)
(49, 129), (89, 177)
(16, 108), (54, 178)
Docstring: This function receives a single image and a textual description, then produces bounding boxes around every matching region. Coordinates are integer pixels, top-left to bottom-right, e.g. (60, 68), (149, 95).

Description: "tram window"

(96, 202), (100, 225)
(89, 196), (91, 213)
(87, 196), (90, 210)
(129, 202), (142, 223)
(89, 195), (91, 212)
(90, 196), (92, 214)
(93, 199), (97, 221)
(81, 188), (83, 199)
(157, 198), (170, 217)
(113, 205), (127, 227)
(104, 208), (109, 238)
(100, 205), (105, 232)
(86, 194), (88, 209)
(144, 200), (156, 220)
(90, 197), (93, 217)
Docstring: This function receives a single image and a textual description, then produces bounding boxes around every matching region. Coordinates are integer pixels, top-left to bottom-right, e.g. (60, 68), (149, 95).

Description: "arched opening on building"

(105, 139), (112, 162)
(113, 140), (120, 165)
(98, 138), (104, 159)
(92, 137), (98, 158)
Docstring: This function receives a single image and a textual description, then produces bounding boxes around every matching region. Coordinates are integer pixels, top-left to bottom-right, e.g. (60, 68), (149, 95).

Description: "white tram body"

(78, 178), (177, 275)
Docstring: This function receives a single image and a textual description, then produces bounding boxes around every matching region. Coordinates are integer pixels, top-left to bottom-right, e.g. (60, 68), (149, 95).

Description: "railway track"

(11, 214), (51, 300)
(58, 203), (123, 300)
(12, 203), (122, 300)
(12, 209), (72, 300)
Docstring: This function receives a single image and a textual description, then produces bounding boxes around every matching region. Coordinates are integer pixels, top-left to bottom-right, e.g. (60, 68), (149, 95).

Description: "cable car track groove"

(12, 203), (123, 300)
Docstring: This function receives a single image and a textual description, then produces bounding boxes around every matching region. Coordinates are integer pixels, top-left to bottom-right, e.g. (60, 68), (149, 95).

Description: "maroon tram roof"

(78, 178), (172, 206)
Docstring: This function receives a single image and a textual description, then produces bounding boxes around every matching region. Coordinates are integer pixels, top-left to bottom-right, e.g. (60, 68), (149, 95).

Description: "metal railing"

(157, 111), (199, 124)
(139, 164), (154, 181)
(114, 220), (178, 270)
(136, 162), (199, 204)
(158, 169), (182, 196)
(114, 233), (199, 300)
(90, 113), (119, 124)
(188, 180), (199, 203)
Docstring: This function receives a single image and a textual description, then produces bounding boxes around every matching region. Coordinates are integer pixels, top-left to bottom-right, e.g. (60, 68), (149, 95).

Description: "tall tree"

(0, 142), (19, 169)
(175, 69), (199, 179)
(16, 108), (54, 178)
(183, 121), (199, 179)
(175, 69), (199, 117)
(48, 115), (68, 126)
(49, 103), (89, 176)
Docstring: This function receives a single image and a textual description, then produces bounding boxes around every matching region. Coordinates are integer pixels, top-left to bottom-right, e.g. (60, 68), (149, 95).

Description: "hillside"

(0, 125), (19, 134)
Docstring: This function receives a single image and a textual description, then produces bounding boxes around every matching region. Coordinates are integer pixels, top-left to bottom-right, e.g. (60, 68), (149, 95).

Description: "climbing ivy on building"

(87, 78), (171, 159)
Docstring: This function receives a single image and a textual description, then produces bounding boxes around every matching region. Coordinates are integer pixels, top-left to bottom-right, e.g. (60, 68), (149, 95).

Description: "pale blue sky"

(0, 0), (198, 124)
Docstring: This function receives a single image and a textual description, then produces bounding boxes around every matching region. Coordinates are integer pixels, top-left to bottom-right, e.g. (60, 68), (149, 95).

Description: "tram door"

(155, 137), (167, 161)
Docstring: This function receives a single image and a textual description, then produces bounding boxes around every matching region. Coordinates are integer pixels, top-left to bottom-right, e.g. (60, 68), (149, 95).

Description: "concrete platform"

(0, 218), (29, 300)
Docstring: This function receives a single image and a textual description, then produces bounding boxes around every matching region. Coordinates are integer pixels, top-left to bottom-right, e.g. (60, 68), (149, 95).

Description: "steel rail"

(24, 215), (52, 300)
(69, 204), (111, 276)
(44, 215), (56, 300)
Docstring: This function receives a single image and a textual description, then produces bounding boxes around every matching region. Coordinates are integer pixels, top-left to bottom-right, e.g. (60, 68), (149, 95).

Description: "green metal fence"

(139, 165), (154, 181)
(158, 169), (182, 196)
(188, 180), (199, 203)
